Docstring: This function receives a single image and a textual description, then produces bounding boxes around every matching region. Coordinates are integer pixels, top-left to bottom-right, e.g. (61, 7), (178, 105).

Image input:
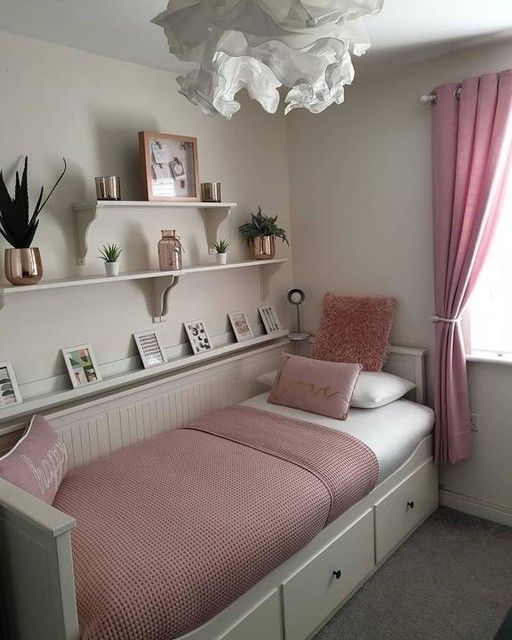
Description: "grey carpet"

(314, 507), (512, 640)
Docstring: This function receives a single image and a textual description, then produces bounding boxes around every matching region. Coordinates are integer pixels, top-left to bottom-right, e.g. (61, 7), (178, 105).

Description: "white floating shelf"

(0, 258), (288, 321)
(72, 200), (237, 264)
(0, 259), (287, 294)
(0, 331), (289, 424)
(72, 200), (237, 211)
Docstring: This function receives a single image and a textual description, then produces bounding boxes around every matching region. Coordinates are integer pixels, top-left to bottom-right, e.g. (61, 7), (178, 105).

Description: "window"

(469, 178), (512, 356)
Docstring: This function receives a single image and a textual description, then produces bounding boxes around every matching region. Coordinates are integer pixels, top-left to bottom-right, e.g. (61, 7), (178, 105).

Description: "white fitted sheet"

(240, 393), (434, 484)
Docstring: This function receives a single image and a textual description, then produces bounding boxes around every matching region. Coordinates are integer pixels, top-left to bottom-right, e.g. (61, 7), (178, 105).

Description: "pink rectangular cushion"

(0, 414), (68, 504)
(311, 293), (397, 371)
(268, 353), (362, 420)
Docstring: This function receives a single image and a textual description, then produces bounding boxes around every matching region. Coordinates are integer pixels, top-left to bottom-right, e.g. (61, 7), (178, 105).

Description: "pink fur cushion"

(311, 293), (397, 372)
(0, 415), (68, 504)
(268, 353), (362, 420)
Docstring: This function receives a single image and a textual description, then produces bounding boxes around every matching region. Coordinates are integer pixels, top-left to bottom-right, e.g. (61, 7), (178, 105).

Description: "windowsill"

(467, 351), (512, 366)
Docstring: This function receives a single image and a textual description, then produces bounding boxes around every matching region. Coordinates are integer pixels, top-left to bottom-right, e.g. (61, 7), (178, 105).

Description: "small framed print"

(139, 131), (200, 202)
(62, 344), (102, 389)
(184, 320), (213, 354)
(134, 330), (166, 368)
(228, 311), (254, 342)
(0, 361), (22, 407)
(258, 305), (282, 334)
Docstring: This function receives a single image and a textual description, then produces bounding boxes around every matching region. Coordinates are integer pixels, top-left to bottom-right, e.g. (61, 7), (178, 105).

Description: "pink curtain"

(432, 70), (512, 463)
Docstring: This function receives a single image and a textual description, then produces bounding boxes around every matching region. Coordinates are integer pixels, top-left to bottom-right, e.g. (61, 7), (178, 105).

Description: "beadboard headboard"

(0, 342), (427, 466)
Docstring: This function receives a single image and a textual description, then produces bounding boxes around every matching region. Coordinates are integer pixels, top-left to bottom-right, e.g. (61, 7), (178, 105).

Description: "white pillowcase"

(256, 370), (416, 409)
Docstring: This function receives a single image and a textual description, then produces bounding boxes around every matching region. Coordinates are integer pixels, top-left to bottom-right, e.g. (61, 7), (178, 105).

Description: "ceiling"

(1, 0), (512, 73)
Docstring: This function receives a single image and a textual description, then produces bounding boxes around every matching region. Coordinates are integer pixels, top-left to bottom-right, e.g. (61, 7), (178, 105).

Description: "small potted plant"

(0, 156), (66, 285)
(99, 243), (122, 276)
(212, 238), (229, 265)
(238, 206), (289, 260)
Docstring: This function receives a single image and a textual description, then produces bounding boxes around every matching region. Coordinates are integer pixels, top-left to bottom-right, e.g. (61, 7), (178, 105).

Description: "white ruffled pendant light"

(152, 0), (384, 118)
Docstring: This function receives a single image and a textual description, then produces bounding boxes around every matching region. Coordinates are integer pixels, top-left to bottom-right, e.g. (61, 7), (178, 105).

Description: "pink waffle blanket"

(54, 406), (379, 640)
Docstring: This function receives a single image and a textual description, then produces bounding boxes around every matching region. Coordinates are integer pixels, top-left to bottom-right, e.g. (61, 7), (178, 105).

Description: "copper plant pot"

(253, 235), (276, 260)
(4, 248), (43, 286)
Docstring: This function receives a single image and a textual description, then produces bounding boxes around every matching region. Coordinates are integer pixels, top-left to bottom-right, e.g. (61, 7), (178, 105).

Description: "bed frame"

(0, 342), (437, 640)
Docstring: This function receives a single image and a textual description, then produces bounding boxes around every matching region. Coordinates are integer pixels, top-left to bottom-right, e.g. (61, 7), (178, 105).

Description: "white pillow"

(256, 370), (416, 409)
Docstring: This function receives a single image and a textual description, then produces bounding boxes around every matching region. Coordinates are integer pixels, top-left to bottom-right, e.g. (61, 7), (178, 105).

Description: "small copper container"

(95, 176), (121, 201)
(201, 182), (221, 202)
(253, 235), (275, 260)
(4, 248), (43, 286)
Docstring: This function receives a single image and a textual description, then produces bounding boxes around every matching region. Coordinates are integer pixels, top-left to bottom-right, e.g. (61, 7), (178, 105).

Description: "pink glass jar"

(158, 230), (182, 270)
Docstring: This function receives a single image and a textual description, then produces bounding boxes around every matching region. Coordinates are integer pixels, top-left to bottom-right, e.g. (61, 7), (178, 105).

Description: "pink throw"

(54, 406), (378, 640)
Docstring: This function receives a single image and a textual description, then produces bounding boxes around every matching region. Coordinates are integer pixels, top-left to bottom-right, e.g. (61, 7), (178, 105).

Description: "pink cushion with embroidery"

(311, 293), (397, 371)
(268, 353), (362, 420)
(0, 414), (68, 504)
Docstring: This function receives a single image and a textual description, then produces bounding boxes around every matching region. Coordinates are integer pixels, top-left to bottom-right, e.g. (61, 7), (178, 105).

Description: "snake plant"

(0, 156), (67, 248)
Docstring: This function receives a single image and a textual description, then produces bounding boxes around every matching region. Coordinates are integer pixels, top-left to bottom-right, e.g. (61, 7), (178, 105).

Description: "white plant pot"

(105, 261), (120, 276)
(216, 253), (228, 265)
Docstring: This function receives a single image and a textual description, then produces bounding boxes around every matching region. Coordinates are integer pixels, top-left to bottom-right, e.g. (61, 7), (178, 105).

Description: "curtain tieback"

(430, 315), (461, 324)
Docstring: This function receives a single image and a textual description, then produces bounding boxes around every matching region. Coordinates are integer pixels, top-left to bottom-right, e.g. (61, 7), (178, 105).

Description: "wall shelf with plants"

(0, 258), (288, 321)
(72, 200), (237, 265)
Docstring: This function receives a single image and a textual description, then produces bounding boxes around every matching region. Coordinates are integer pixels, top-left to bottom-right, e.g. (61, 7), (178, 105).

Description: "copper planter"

(4, 248), (43, 286)
(253, 235), (276, 260)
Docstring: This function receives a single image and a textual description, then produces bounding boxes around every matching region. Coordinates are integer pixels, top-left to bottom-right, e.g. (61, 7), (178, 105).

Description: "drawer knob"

(332, 570), (342, 580)
(407, 500), (415, 510)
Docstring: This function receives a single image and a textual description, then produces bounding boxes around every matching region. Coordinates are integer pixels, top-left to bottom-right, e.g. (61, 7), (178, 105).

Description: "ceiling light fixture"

(152, 1), (384, 119)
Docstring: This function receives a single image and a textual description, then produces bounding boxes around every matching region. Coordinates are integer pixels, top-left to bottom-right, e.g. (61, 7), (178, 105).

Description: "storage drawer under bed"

(374, 459), (438, 563)
(282, 509), (374, 640)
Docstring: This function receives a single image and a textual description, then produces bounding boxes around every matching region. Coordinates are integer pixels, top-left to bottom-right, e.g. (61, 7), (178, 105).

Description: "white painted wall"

(0, 31), (292, 393)
(287, 39), (512, 517)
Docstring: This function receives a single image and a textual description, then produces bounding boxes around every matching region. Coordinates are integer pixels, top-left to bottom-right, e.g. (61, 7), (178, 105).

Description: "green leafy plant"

(238, 206), (289, 245)
(0, 156), (67, 248)
(99, 243), (122, 263)
(211, 238), (229, 253)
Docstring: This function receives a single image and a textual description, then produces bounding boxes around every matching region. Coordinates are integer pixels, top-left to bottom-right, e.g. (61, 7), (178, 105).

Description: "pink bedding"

(54, 406), (379, 640)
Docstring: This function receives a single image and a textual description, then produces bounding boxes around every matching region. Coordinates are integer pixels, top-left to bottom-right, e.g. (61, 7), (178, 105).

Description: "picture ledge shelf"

(0, 332), (289, 425)
(0, 258), (287, 321)
(72, 200), (237, 264)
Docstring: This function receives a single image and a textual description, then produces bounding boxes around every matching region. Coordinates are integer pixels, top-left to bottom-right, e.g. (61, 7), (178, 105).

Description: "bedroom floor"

(314, 507), (512, 640)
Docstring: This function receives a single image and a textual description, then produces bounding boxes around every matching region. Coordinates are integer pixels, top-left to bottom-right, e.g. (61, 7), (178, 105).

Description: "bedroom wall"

(0, 31), (292, 395)
(287, 37), (512, 523)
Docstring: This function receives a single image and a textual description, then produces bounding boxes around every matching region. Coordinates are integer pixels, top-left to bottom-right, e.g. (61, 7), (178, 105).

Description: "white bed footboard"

(0, 478), (78, 640)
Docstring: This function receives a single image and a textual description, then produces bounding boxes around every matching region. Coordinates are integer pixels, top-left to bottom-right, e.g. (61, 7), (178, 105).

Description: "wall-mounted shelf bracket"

(151, 275), (180, 323)
(200, 207), (231, 253)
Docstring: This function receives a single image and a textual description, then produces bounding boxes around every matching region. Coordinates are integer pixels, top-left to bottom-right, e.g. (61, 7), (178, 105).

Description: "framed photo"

(133, 330), (166, 368)
(0, 361), (22, 407)
(184, 320), (213, 354)
(139, 131), (200, 202)
(258, 305), (282, 334)
(62, 345), (102, 389)
(228, 311), (254, 342)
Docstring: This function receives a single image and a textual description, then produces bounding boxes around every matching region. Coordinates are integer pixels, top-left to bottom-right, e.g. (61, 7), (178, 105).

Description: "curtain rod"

(418, 86), (462, 105)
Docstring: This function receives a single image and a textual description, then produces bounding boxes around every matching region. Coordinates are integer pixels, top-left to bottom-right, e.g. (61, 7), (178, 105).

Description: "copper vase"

(253, 235), (276, 260)
(4, 248), (43, 286)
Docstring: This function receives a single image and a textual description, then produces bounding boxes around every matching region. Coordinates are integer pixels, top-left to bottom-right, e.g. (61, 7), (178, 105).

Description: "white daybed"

(0, 343), (437, 640)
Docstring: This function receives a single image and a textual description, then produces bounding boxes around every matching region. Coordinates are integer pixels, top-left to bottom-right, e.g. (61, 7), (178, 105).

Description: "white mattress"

(240, 393), (434, 484)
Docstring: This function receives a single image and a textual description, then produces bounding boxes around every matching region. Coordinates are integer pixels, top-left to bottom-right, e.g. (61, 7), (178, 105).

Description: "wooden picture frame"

(139, 131), (200, 202)
(133, 330), (166, 368)
(61, 344), (102, 389)
(0, 361), (22, 407)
